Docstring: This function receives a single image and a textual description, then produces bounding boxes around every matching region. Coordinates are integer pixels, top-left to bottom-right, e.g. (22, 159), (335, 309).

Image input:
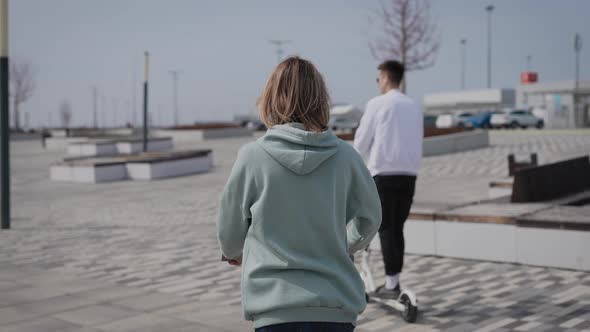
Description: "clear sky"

(11, 0), (590, 128)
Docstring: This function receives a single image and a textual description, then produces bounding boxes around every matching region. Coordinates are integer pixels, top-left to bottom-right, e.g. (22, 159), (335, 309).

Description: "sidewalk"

(2, 131), (590, 331)
(0, 262), (250, 332)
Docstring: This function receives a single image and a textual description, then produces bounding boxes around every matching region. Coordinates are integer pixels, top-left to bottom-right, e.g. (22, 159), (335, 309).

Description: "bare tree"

(10, 59), (36, 131)
(59, 100), (72, 130)
(368, 0), (440, 92)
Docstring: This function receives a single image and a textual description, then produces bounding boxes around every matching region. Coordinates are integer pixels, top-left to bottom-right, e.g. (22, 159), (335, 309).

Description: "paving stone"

(0, 286), (71, 307)
(52, 305), (140, 327)
(111, 292), (191, 312)
(75, 285), (148, 302)
(14, 294), (98, 316)
(1, 316), (82, 332)
(0, 306), (43, 326)
(95, 313), (190, 332)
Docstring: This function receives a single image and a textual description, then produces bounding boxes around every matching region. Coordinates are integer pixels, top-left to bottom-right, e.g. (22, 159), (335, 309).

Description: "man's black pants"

(373, 175), (416, 276)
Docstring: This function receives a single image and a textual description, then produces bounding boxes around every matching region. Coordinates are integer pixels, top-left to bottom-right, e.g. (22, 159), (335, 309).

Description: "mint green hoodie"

(217, 123), (381, 329)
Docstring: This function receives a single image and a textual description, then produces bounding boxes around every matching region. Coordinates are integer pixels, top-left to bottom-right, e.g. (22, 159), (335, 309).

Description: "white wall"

(404, 218), (590, 271)
(423, 130), (489, 157)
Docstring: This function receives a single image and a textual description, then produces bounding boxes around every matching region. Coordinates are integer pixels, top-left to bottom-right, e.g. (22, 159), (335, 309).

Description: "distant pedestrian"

(41, 128), (50, 149)
(217, 56), (381, 331)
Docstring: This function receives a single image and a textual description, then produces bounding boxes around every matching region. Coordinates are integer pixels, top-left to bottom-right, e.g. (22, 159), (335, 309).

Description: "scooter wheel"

(399, 293), (418, 323)
(365, 293), (370, 303)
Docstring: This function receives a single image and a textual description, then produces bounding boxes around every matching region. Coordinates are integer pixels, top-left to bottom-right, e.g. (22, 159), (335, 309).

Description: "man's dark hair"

(378, 60), (405, 85)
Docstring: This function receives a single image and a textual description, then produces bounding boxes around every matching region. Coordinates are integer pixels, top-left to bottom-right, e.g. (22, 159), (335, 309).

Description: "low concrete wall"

(154, 127), (253, 143)
(67, 142), (118, 157)
(434, 221), (518, 263)
(404, 219), (436, 255)
(50, 164), (127, 183)
(517, 227), (590, 271)
(66, 138), (174, 157)
(127, 154), (213, 180)
(46, 137), (89, 150)
(51, 128), (136, 137)
(423, 130), (489, 157)
(403, 205), (590, 271)
(115, 138), (173, 154)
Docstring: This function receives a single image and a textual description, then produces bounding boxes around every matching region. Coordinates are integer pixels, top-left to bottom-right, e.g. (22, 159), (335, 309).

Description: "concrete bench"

(125, 150), (212, 180)
(488, 178), (513, 199)
(115, 137), (173, 154)
(508, 153), (538, 176)
(512, 156), (590, 203)
(46, 137), (89, 150)
(50, 157), (128, 183)
(404, 201), (590, 271)
(154, 127), (253, 143)
(67, 140), (118, 157)
(66, 137), (174, 157)
(51, 150), (213, 183)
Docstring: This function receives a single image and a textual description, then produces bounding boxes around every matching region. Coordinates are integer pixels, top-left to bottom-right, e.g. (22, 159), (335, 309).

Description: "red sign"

(521, 72), (538, 84)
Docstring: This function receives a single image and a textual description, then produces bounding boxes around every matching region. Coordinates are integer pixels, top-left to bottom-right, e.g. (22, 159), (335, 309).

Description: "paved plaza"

(1, 130), (590, 331)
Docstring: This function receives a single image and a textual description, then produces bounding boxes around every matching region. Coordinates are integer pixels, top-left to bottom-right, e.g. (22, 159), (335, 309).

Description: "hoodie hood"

(257, 123), (340, 175)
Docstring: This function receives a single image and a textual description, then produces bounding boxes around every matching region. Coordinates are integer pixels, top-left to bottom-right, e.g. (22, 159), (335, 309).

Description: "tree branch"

(367, 0), (440, 72)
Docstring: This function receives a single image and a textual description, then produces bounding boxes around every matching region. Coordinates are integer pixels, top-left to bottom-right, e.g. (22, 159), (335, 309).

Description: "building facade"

(517, 80), (590, 129)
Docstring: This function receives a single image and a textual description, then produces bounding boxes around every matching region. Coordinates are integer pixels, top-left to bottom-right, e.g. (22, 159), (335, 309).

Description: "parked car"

(458, 111), (493, 128)
(329, 104), (362, 131)
(423, 115), (438, 128)
(435, 113), (462, 128)
(490, 109), (544, 129)
(246, 120), (267, 131)
(436, 111), (491, 129)
(329, 117), (359, 131)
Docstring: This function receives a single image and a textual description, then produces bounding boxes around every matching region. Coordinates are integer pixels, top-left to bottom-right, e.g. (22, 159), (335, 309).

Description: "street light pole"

(486, 5), (494, 89)
(101, 95), (106, 128)
(92, 86), (98, 128)
(574, 33), (582, 129)
(0, 0), (10, 230)
(112, 98), (118, 128)
(142, 52), (149, 152)
(526, 55), (532, 71)
(460, 39), (467, 90)
(169, 70), (182, 127)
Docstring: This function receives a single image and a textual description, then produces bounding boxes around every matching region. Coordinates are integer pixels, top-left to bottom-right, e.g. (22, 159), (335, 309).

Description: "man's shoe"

(374, 284), (401, 300)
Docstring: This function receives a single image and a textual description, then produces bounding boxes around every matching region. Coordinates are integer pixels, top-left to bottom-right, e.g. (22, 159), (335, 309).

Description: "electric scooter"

(358, 238), (418, 323)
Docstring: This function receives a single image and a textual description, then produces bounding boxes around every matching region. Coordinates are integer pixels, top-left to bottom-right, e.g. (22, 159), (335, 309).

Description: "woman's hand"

(228, 257), (242, 266)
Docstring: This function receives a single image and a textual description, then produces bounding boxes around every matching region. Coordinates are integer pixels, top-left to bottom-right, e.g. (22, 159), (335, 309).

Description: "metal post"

(132, 61), (137, 127)
(169, 70), (182, 127)
(92, 86), (98, 128)
(460, 39), (467, 90)
(112, 98), (118, 128)
(486, 5), (494, 89)
(100, 95), (106, 128)
(142, 52), (149, 153)
(574, 34), (582, 128)
(0, 0), (9, 229)
(526, 55), (532, 71)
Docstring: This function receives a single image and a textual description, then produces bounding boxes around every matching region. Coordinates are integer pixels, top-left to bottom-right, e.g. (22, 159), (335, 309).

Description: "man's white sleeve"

(353, 101), (376, 159)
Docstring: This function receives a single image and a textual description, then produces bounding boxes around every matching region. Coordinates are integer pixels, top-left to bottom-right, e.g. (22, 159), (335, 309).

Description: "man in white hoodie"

(354, 60), (423, 298)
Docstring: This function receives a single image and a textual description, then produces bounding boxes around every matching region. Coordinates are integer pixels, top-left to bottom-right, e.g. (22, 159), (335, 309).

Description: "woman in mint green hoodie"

(217, 56), (382, 332)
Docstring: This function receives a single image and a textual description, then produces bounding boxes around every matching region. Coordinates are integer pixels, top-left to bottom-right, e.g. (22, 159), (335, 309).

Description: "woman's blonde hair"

(257, 56), (330, 132)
